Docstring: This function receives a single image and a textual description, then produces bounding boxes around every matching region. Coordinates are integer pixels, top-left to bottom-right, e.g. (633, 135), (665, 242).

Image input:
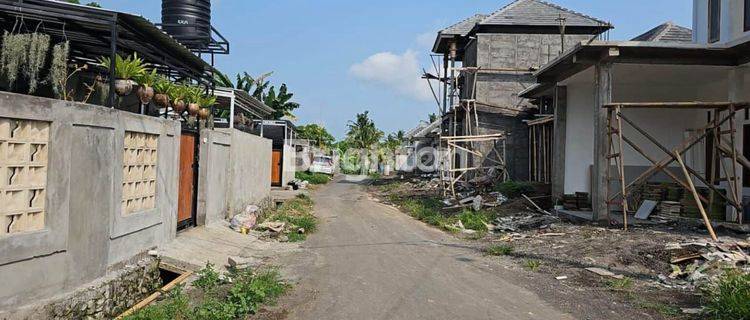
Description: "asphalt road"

(278, 178), (574, 320)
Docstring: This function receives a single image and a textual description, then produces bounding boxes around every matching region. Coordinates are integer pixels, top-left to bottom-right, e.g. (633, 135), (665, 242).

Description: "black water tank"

(161, 0), (211, 47)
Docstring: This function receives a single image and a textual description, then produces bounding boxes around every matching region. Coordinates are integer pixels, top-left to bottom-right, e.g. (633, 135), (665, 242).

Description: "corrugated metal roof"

(631, 22), (693, 43)
(479, 0), (611, 28)
(440, 14), (488, 36)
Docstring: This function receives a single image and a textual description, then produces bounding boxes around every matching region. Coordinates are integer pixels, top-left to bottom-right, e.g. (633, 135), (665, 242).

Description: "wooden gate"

(272, 149), (283, 186)
(177, 132), (198, 229)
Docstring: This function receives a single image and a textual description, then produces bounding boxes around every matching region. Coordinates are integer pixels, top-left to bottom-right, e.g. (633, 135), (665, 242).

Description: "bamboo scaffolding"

(603, 102), (749, 238)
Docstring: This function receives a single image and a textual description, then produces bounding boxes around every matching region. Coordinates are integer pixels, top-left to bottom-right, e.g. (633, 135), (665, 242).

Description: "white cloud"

(416, 32), (436, 48)
(349, 50), (433, 102)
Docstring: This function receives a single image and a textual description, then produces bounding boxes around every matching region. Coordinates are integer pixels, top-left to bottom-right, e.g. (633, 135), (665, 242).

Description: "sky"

(96, 0), (692, 139)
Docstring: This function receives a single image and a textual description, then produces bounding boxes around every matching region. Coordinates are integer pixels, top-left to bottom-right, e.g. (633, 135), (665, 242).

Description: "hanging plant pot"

(114, 79), (134, 96)
(187, 103), (200, 116)
(197, 108), (210, 119)
(136, 85), (155, 104)
(154, 93), (170, 108)
(173, 100), (186, 114)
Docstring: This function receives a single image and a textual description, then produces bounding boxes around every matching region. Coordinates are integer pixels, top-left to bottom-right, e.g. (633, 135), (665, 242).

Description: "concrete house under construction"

(431, 0), (611, 190)
(520, 0), (750, 235)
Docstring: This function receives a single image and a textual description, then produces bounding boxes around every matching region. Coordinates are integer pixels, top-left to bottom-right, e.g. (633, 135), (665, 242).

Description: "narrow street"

(273, 178), (574, 320)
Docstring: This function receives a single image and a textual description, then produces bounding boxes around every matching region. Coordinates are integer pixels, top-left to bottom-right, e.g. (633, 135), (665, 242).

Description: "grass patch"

(124, 265), (289, 320)
(485, 244), (514, 256)
(295, 171), (331, 185)
(524, 259), (541, 272)
(702, 271), (750, 320)
(398, 197), (455, 231)
(258, 194), (317, 242)
(457, 210), (494, 234)
(494, 181), (536, 198)
(606, 277), (634, 290)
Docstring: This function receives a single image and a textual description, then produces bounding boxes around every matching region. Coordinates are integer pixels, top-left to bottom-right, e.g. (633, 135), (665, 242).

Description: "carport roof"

(521, 40), (747, 98)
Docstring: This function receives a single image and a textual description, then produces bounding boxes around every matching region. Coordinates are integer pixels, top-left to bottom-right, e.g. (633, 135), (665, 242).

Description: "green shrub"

(703, 271), (750, 320)
(125, 269), (289, 320)
(296, 171), (331, 185)
(606, 277), (634, 290)
(193, 262), (221, 292)
(524, 260), (541, 272)
(485, 244), (514, 256)
(495, 181), (536, 198)
(123, 286), (190, 320)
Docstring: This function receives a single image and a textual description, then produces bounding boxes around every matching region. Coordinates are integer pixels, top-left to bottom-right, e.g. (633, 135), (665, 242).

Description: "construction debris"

(230, 205), (260, 233)
(493, 214), (558, 233)
(256, 221), (286, 233)
(586, 267), (625, 280)
(227, 256), (262, 269)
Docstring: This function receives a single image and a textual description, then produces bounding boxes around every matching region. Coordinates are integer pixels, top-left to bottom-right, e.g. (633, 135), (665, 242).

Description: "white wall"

(694, 0), (750, 44)
(563, 81), (595, 193)
(560, 64), (732, 194)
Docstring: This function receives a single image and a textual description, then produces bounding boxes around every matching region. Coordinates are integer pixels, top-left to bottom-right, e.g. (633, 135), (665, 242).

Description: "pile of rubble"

(287, 179), (310, 190)
(253, 221), (307, 242)
(660, 238), (750, 289)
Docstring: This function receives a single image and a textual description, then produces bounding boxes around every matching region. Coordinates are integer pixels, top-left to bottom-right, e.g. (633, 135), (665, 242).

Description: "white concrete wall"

(560, 64), (732, 194)
(563, 80), (595, 193)
(694, 0), (750, 44)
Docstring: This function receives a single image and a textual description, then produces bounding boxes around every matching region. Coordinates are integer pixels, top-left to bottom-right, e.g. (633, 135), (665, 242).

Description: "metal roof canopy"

(0, 0), (214, 107)
(214, 87), (274, 129)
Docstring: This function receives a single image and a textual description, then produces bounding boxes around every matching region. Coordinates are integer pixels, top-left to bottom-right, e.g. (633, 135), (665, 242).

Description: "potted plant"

(186, 86), (203, 116)
(197, 94), (217, 119)
(97, 53), (146, 96)
(134, 68), (156, 104)
(152, 75), (173, 109)
(170, 84), (188, 114)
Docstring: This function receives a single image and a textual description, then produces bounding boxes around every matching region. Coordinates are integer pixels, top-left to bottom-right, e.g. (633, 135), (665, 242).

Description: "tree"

(66, 0), (101, 7)
(382, 130), (405, 151)
(297, 124), (335, 147)
(214, 70), (298, 120)
(429, 113), (439, 123)
(346, 111), (383, 149)
(264, 84), (300, 120)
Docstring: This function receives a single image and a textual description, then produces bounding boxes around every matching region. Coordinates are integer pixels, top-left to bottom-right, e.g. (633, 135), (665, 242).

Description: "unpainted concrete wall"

(226, 129), (272, 216)
(466, 33), (592, 113)
(0, 92), (179, 310)
(198, 129), (272, 225)
(282, 144), (296, 187)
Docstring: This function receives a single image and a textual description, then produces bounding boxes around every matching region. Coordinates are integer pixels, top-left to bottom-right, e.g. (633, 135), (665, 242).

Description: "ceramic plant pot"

(114, 79), (133, 96)
(136, 85), (155, 104)
(197, 108), (210, 119)
(154, 93), (170, 108)
(173, 100), (186, 114)
(187, 103), (200, 116)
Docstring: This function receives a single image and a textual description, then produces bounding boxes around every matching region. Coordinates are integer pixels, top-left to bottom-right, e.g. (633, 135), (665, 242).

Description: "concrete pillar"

(592, 63), (613, 222)
(551, 86), (567, 200)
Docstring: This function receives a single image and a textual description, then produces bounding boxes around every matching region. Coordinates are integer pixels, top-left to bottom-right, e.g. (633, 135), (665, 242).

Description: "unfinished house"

(521, 0), (750, 234)
(431, 0), (612, 195)
(401, 120), (442, 173)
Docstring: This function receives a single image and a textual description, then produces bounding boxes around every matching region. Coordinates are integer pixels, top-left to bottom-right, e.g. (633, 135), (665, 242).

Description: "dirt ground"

(366, 176), (750, 320)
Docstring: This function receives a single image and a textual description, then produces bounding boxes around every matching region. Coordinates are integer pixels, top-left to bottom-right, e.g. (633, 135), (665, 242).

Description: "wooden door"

(177, 133), (197, 228)
(271, 150), (283, 186)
